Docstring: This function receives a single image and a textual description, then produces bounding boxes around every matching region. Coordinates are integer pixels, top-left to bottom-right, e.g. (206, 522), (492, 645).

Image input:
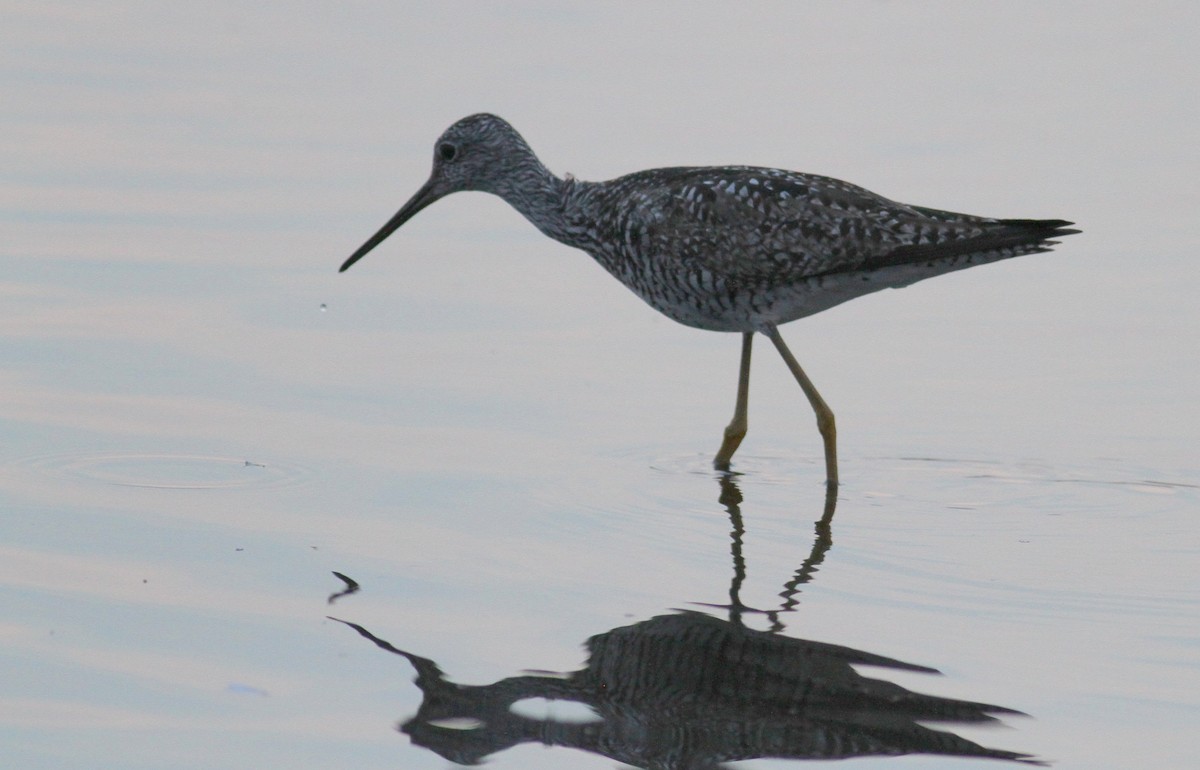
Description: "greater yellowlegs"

(340, 114), (1078, 488)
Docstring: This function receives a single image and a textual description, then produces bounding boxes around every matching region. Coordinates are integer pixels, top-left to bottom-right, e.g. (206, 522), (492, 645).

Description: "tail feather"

(871, 216), (1080, 271)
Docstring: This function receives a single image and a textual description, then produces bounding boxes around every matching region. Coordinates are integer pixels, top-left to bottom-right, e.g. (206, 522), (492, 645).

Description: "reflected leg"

(763, 324), (838, 489)
(713, 332), (753, 470)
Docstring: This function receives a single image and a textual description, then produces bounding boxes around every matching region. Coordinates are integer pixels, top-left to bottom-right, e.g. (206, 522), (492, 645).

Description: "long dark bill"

(339, 179), (441, 272)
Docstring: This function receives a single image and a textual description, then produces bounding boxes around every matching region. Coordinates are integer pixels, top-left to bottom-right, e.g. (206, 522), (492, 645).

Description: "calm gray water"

(3, 3), (1198, 769)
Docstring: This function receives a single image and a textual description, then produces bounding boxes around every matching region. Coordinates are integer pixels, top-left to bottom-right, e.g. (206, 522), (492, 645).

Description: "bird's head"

(339, 113), (538, 272)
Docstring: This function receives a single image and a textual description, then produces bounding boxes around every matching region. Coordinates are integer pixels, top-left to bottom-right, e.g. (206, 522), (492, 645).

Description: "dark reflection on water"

(333, 475), (1041, 768)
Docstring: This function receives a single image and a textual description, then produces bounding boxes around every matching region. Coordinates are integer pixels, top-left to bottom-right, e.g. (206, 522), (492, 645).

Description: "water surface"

(2, 3), (1198, 769)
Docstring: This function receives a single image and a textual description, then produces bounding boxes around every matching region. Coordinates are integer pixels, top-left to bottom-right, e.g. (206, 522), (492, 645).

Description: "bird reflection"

(707, 472), (833, 632)
(333, 474), (1042, 767)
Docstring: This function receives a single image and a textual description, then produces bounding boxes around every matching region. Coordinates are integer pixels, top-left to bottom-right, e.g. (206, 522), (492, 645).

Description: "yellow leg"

(713, 332), (753, 470)
(763, 324), (838, 489)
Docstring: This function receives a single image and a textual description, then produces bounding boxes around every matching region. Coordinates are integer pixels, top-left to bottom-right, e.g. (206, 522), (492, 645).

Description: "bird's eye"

(438, 142), (457, 161)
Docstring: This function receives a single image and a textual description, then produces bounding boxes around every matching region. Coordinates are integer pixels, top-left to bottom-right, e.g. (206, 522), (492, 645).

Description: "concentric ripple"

(14, 451), (313, 490)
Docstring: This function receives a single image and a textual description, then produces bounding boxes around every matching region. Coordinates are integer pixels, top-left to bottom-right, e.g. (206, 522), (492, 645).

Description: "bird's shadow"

(331, 473), (1044, 768)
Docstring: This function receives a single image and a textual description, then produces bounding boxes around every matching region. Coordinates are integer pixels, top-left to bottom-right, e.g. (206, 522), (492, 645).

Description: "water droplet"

(319, 303), (327, 312)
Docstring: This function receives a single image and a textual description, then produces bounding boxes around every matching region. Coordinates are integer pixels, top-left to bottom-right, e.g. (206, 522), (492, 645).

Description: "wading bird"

(340, 114), (1077, 489)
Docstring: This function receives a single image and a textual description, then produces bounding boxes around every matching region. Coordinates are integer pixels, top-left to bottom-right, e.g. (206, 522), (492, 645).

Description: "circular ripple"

(17, 451), (313, 490)
(647, 450), (822, 486)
